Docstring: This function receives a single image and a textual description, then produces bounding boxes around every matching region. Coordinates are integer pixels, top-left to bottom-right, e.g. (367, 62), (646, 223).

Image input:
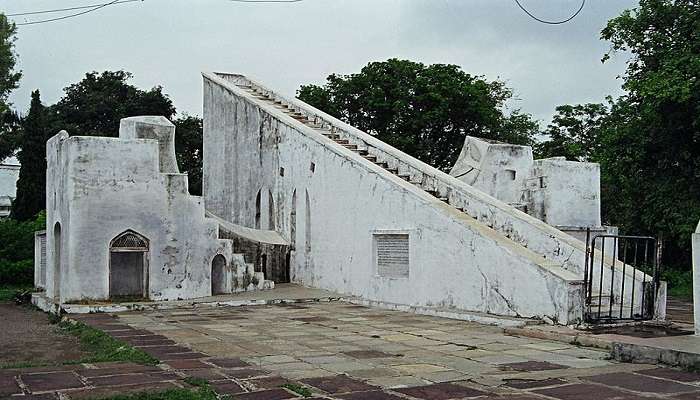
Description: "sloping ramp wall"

(203, 73), (583, 324)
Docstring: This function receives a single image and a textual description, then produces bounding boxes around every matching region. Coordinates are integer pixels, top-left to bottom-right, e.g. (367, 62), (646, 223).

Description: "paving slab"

(301, 375), (377, 394)
(21, 371), (85, 393)
(584, 372), (700, 394)
(636, 368), (700, 383)
(336, 391), (405, 400)
(231, 388), (300, 399)
(393, 382), (488, 399)
(211, 380), (246, 394)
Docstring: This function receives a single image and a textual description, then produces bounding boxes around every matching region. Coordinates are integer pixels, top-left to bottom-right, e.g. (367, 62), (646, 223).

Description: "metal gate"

(583, 230), (661, 323)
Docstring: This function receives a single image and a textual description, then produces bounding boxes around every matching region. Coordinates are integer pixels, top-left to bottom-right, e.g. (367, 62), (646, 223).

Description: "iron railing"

(583, 230), (661, 323)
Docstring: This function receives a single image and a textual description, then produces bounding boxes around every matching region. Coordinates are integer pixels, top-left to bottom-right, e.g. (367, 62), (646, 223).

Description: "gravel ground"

(0, 303), (86, 366)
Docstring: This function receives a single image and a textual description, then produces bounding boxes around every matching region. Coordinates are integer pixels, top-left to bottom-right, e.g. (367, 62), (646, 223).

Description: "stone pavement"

(106, 301), (700, 399)
(6, 301), (700, 399)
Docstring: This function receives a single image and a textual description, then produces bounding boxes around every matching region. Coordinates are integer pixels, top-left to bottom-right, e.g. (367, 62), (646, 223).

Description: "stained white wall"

(693, 221), (700, 335)
(450, 137), (533, 206)
(203, 75), (583, 324)
(43, 121), (232, 304)
(527, 158), (601, 229)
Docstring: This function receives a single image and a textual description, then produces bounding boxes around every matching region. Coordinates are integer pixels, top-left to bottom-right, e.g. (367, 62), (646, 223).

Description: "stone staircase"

(203, 72), (662, 324)
(238, 85), (492, 220)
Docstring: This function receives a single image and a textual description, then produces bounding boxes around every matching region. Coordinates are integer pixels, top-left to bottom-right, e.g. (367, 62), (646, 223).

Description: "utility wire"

(13, 0), (141, 26)
(7, 0), (143, 17)
(514, 0), (585, 25)
(228, 0), (303, 2)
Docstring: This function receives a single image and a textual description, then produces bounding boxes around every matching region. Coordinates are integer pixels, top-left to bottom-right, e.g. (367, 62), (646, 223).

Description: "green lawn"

(0, 314), (158, 369)
(59, 320), (159, 365)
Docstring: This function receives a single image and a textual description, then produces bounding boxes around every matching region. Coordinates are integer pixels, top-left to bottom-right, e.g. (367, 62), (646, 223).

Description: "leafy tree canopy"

(599, 0), (700, 265)
(298, 59), (538, 171)
(51, 70), (176, 137)
(173, 115), (203, 196)
(0, 14), (20, 116)
(536, 0), (700, 265)
(535, 103), (609, 161)
(0, 14), (21, 161)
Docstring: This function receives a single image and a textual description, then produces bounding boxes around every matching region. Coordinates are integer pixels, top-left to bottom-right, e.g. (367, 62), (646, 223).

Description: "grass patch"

(0, 284), (33, 302)
(58, 320), (158, 366)
(85, 387), (217, 400)
(183, 377), (209, 388)
(662, 268), (693, 299)
(282, 383), (313, 398)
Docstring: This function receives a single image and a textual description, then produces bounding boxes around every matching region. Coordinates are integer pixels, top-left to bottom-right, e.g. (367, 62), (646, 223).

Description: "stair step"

(387, 168), (398, 174)
(438, 197), (449, 202)
(342, 144), (358, 150)
(398, 175), (411, 181)
(335, 139), (350, 145)
(375, 162), (389, 168)
(364, 155), (378, 162)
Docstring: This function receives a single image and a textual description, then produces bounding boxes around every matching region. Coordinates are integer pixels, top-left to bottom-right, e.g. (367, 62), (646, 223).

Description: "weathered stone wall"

(525, 158), (601, 229)
(450, 137), (533, 206)
(44, 119), (233, 304)
(203, 73), (583, 324)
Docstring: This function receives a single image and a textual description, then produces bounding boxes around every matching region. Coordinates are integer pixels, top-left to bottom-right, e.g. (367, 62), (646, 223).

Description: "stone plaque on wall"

(375, 233), (409, 278)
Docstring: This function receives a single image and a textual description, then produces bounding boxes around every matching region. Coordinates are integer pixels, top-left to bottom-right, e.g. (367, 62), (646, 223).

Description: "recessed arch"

(305, 189), (311, 253)
(211, 254), (227, 295)
(53, 222), (62, 300)
(290, 189), (297, 250)
(109, 230), (149, 299)
(268, 189), (276, 230)
(255, 189), (262, 229)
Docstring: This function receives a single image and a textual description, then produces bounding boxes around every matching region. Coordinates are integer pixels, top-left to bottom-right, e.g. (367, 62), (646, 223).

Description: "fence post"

(692, 221), (700, 335)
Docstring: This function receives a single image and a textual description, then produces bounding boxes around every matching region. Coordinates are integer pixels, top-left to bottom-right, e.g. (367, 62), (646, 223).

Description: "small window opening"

(310, 162), (315, 173)
(506, 169), (516, 180)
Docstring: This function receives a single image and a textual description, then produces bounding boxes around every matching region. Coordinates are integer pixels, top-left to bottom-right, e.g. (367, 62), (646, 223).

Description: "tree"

(51, 70), (176, 138)
(12, 91), (47, 221)
(597, 0), (700, 265)
(0, 14), (22, 160)
(298, 59), (538, 171)
(535, 103), (608, 161)
(173, 115), (203, 195)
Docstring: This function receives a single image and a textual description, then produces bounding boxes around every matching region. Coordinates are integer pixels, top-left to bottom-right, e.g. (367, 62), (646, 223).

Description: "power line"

(7, 0), (143, 17)
(228, 0), (303, 2)
(514, 0), (585, 25)
(13, 0), (141, 26)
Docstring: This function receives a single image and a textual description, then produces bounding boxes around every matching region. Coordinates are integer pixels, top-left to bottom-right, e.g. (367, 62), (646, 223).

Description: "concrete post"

(693, 220), (700, 335)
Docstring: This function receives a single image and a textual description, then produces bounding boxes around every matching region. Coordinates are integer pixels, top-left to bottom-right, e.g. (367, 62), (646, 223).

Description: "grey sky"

(6, 0), (637, 126)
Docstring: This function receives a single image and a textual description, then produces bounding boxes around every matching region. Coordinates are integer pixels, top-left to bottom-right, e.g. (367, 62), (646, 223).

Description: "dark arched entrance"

(211, 254), (227, 295)
(109, 230), (149, 299)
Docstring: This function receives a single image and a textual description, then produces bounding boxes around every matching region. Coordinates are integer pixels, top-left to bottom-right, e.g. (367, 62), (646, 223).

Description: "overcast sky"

(6, 0), (637, 126)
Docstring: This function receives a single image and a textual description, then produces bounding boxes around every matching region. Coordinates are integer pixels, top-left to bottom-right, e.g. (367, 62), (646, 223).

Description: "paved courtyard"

(5, 300), (700, 399)
(108, 300), (700, 399)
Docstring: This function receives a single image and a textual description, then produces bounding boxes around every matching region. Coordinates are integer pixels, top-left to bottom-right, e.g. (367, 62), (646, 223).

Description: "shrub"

(0, 211), (45, 285)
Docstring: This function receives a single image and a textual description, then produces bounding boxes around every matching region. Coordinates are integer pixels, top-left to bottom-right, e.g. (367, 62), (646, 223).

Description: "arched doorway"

(211, 254), (227, 295)
(53, 222), (61, 300)
(109, 230), (149, 299)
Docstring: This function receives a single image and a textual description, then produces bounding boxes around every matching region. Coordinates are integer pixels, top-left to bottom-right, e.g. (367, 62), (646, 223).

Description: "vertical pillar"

(693, 220), (700, 335)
